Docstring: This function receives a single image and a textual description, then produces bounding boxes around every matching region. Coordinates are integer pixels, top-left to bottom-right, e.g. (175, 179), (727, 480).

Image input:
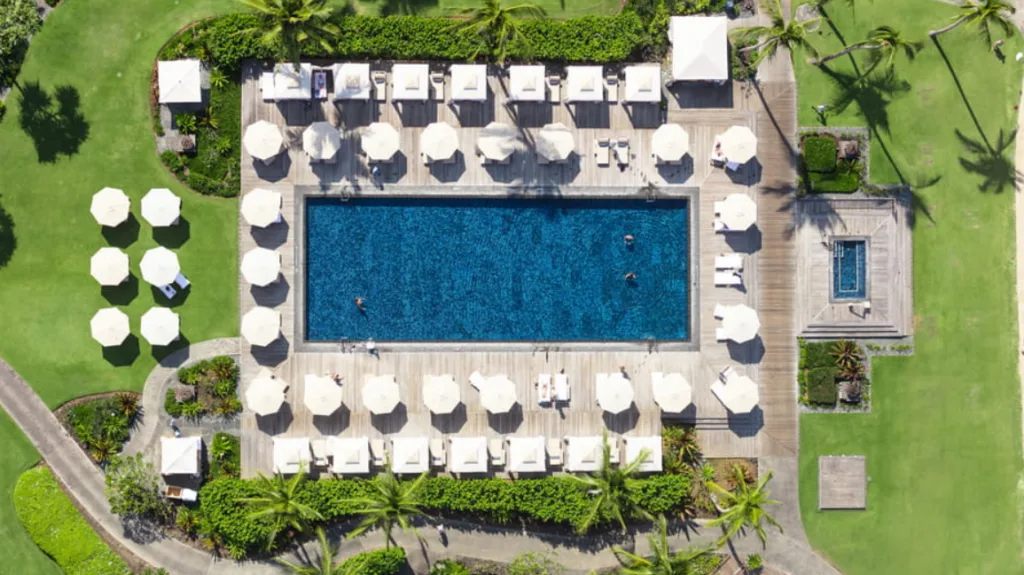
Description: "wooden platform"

(818, 455), (867, 510)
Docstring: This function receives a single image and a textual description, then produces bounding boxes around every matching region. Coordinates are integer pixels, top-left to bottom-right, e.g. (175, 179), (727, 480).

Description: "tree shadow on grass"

(0, 195), (15, 268)
(17, 82), (89, 163)
(955, 127), (1022, 194)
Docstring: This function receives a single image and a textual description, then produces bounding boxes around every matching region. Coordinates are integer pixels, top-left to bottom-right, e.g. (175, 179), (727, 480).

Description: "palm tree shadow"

(821, 66), (909, 136)
(932, 37), (990, 149)
(0, 195), (15, 268)
(955, 127), (1022, 194)
(17, 81), (90, 163)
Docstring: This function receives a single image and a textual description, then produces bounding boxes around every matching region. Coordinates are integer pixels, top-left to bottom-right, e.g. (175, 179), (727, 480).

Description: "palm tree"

(456, 0), (547, 64)
(731, 0), (820, 68)
(566, 432), (652, 534)
(239, 0), (340, 68)
(706, 465), (783, 548)
(810, 26), (923, 75)
(345, 464), (429, 548)
(612, 515), (715, 575)
(241, 471), (324, 550)
(829, 340), (863, 371)
(276, 527), (350, 575)
(929, 0), (1015, 44)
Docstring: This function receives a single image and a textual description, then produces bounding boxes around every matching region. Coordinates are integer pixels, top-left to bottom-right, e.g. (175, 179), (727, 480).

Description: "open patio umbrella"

(241, 306), (281, 346)
(721, 304), (760, 344)
(362, 375), (400, 415)
(90, 308), (130, 347)
(304, 374), (342, 416)
(651, 123), (689, 164)
(241, 247), (281, 287)
(719, 126), (757, 164)
(140, 307), (180, 346)
(90, 187), (130, 227)
(90, 247), (129, 286)
(479, 375), (517, 414)
(243, 120), (284, 162)
(241, 188), (282, 228)
(247, 368), (286, 416)
(719, 193), (757, 231)
(536, 123), (574, 162)
(302, 121), (341, 161)
(420, 122), (458, 162)
(140, 247), (180, 287)
(141, 188), (181, 227)
(361, 122), (400, 162)
(652, 372), (692, 413)
(598, 372), (634, 414)
(422, 374), (460, 414)
(720, 375), (759, 414)
(476, 122), (517, 162)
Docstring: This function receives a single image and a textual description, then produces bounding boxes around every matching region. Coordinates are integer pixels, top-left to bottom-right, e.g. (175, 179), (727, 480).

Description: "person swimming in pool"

(624, 234), (634, 245)
(625, 272), (636, 281)
(355, 297), (366, 311)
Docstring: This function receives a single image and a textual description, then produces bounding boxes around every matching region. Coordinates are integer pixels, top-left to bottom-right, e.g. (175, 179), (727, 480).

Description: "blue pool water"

(305, 197), (690, 341)
(832, 240), (866, 300)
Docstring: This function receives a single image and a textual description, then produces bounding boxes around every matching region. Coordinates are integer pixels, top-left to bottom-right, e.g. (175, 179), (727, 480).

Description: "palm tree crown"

(732, 0), (819, 68)
(811, 26), (923, 74)
(456, 0), (546, 64)
(706, 465), (783, 548)
(929, 0), (1016, 43)
(346, 465), (429, 548)
(566, 432), (653, 534)
(612, 514), (715, 575)
(241, 471), (324, 550)
(240, 0), (340, 67)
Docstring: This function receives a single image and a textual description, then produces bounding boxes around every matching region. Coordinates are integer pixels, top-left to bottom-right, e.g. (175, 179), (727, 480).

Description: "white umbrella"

(361, 122), (400, 162)
(90, 247), (129, 286)
(141, 188), (181, 227)
(363, 375), (400, 415)
(420, 122), (459, 162)
(304, 374), (342, 416)
(241, 188), (282, 228)
(479, 375), (517, 414)
(477, 122), (517, 162)
(721, 375), (759, 414)
(140, 307), (180, 346)
(140, 247), (180, 287)
(90, 308), (130, 347)
(241, 306), (281, 346)
(242, 247), (281, 287)
(721, 304), (760, 343)
(652, 372), (692, 412)
(247, 369), (286, 416)
(244, 120), (284, 162)
(719, 194), (757, 231)
(651, 123), (690, 164)
(422, 374), (460, 414)
(536, 123), (574, 162)
(90, 187), (130, 227)
(598, 373), (634, 414)
(720, 126), (757, 164)
(303, 121), (341, 161)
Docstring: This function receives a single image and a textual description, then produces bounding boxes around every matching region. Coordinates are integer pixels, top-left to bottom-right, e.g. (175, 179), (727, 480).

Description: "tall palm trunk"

(811, 42), (879, 64)
(929, 16), (968, 37)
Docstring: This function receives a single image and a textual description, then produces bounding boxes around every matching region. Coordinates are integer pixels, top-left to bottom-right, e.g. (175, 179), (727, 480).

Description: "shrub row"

(807, 366), (838, 405)
(340, 547), (406, 575)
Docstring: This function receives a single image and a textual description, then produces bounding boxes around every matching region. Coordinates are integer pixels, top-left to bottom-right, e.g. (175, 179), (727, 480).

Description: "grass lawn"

(793, 1), (1024, 574)
(349, 0), (621, 18)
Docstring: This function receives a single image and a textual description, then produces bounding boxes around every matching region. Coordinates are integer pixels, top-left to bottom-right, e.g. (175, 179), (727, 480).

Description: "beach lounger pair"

(714, 271), (743, 287)
(715, 254), (743, 271)
(537, 373), (571, 404)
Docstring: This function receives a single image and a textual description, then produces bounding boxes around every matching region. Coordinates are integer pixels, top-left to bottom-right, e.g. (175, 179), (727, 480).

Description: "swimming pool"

(832, 239), (867, 300)
(304, 197), (690, 342)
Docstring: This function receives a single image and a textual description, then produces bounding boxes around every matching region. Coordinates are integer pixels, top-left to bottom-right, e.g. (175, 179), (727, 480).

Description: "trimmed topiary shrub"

(807, 366), (838, 405)
(803, 136), (837, 173)
(802, 341), (834, 369)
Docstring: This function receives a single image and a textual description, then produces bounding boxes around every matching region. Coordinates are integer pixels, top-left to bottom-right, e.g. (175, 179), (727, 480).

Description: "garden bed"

(798, 339), (871, 412)
(164, 355), (241, 419)
(799, 132), (864, 194)
(57, 392), (141, 465)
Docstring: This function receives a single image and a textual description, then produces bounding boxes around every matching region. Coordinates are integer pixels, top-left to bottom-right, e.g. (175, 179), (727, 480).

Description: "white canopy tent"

(651, 123), (690, 164)
(624, 65), (662, 103)
(90, 308), (130, 347)
(476, 122), (517, 162)
(141, 188), (180, 227)
(90, 247), (129, 286)
(140, 307), (180, 346)
(140, 247), (180, 287)
(391, 437), (429, 474)
(537, 123), (574, 162)
(90, 187), (130, 227)
(241, 188), (282, 228)
(158, 59), (202, 104)
(241, 306), (281, 346)
(623, 436), (663, 472)
(597, 372), (634, 414)
(273, 437), (311, 474)
(719, 193), (757, 231)
(304, 374), (343, 416)
(478, 375), (517, 414)
(160, 436), (202, 475)
(303, 122), (341, 162)
(333, 63), (371, 100)
(565, 66), (604, 102)
(652, 372), (692, 413)
(508, 65), (545, 101)
(420, 122), (459, 163)
(422, 374), (460, 414)
(719, 126), (758, 165)
(720, 303), (760, 343)
(669, 16), (729, 81)
(508, 436), (547, 473)
(363, 374), (400, 415)
(272, 63), (312, 100)
(244, 120), (285, 163)
(450, 64), (488, 101)
(247, 368), (287, 416)
(391, 64), (430, 100)
(565, 436), (615, 472)
(449, 436), (488, 474)
(361, 122), (400, 162)
(715, 374), (759, 414)
(329, 437), (370, 474)
(241, 247), (281, 287)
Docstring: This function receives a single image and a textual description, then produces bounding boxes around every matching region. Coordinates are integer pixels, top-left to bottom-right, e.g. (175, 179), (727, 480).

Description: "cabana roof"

(158, 60), (202, 104)
(669, 16), (729, 81)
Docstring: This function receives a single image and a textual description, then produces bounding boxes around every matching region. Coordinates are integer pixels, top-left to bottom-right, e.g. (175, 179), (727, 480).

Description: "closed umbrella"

(140, 307), (180, 346)
(479, 375), (517, 414)
(90, 308), (130, 347)
(536, 123), (574, 162)
(652, 372), (692, 412)
(303, 122), (341, 161)
(361, 122), (400, 162)
(721, 304), (760, 343)
(598, 373), (634, 414)
(719, 193), (757, 231)
(90, 247), (129, 286)
(422, 374), (460, 414)
(720, 126), (757, 164)
(241, 248), (281, 287)
(90, 187), (130, 227)
(241, 188), (282, 228)
(247, 369), (286, 416)
(141, 188), (181, 227)
(140, 247), (180, 287)
(362, 375), (400, 414)
(651, 123), (689, 164)
(241, 306), (281, 346)
(244, 120), (284, 162)
(420, 122), (459, 162)
(304, 374), (342, 416)
(476, 122), (517, 162)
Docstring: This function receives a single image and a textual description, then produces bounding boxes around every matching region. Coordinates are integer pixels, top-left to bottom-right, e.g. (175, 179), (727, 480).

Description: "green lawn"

(793, 2), (1024, 574)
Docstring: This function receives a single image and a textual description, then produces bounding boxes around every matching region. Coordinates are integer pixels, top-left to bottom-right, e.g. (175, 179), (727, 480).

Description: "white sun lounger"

(372, 71), (387, 102)
(554, 373), (570, 402)
(607, 436), (620, 464)
(605, 75), (618, 103)
(720, 365), (738, 382)
(311, 439), (329, 468)
(714, 271), (742, 286)
(547, 438), (563, 466)
(710, 380), (729, 405)
(713, 201), (725, 215)
(713, 304), (728, 319)
(615, 137), (630, 166)
(260, 71), (275, 101)
(537, 373), (553, 404)
(713, 219), (728, 233)
(370, 439), (387, 467)
(429, 438), (446, 467)
(175, 273), (190, 290)
(158, 284), (177, 300)
(489, 438), (505, 466)
(716, 327), (729, 341)
(595, 137), (611, 166)
(547, 76), (561, 103)
(469, 371), (486, 390)
(430, 72), (445, 101)
(715, 254), (743, 270)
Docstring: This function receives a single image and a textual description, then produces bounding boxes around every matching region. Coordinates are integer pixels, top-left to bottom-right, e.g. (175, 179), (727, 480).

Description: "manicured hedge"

(808, 161), (861, 193)
(339, 547), (406, 575)
(801, 340), (834, 370)
(803, 136), (837, 173)
(807, 366), (838, 405)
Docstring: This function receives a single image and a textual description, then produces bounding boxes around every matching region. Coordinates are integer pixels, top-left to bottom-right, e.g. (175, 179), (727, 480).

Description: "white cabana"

(158, 59), (202, 104)
(140, 247), (180, 287)
(247, 368), (287, 416)
(160, 436), (202, 475)
(333, 63), (371, 100)
(272, 63), (312, 100)
(565, 436), (614, 472)
(391, 64), (430, 101)
(90, 308), (130, 347)
(623, 436), (663, 472)
(90, 187), (130, 227)
(241, 188), (282, 227)
(478, 375), (517, 414)
(244, 120), (285, 163)
(420, 122), (459, 163)
(449, 436), (488, 474)
(669, 16), (729, 81)
(719, 126), (758, 165)
(141, 188), (180, 227)
(241, 247), (281, 287)
(90, 247), (129, 286)
(720, 303), (760, 343)
(140, 307), (180, 346)
(537, 123), (574, 162)
(391, 437), (429, 474)
(363, 374), (400, 415)
(303, 122), (341, 162)
(508, 65), (545, 101)
(450, 64), (488, 101)
(361, 122), (400, 162)
(565, 66), (604, 102)
(241, 306), (281, 346)
(476, 122), (517, 162)
(597, 372), (634, 414)
(651, 123), (690, 164)
(624, 65), (662, 103)
(422, 374), (460, 414)
(329, 437), (370, 474)
(274, 437), (311, 474)
(652, 372), (692, 413)
(508, 436), (547, 473)
(719, 193), (757, 231)
(715, 374), (759, 414)
(304, 374), (342, 416)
